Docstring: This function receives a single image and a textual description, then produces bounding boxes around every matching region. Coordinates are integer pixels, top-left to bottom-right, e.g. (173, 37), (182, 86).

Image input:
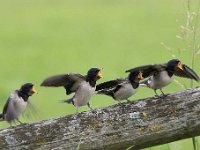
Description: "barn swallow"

(0, 83), (37, 126)
(126, 59), (200, 97)
(41, 68), (103, 112)
(96, 71), (143, 103)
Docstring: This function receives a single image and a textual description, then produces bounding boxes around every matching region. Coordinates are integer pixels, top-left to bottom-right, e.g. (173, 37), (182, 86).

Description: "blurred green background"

(0, 0), (200, 149)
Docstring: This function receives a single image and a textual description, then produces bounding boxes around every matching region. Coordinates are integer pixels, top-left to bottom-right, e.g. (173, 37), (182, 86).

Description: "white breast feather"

(114, 83), (137, 100)
(149, 71), (172, 89)
(73, 81), (95, 107)
(5, 91), (27, 121)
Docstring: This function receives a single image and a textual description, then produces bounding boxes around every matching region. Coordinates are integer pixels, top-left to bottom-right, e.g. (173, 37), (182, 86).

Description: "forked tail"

(97, 90), (113, 97)
(59, 98), (74, 104)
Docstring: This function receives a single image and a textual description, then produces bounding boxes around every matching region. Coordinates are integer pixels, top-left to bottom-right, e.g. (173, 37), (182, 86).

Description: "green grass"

(0, 0), (199, 149)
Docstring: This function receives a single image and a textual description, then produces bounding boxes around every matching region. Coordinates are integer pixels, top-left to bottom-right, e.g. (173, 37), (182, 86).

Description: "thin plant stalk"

(190, 0), (200, 88)
(190, 1), (200, 150)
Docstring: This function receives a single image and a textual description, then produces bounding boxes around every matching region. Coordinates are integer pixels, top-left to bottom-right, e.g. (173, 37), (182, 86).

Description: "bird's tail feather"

(97, 90), (113, 97)
(59, 98), (73, 104)
(139, 80), (149, 87)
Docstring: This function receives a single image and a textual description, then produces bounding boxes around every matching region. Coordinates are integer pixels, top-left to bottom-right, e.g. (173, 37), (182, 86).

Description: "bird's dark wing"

(41, 74), (85, 87)
(96, 78), (126, 91)
(174, 64), (200, 81)
(113, 84), (123, 93)
(2, 98), (10, 115)
(126, 64), (167, 78)
(2, 91), (19, 120)
(41, 74), (86, 95)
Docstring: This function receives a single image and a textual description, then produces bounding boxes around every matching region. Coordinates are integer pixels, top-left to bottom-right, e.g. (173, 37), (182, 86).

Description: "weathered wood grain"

(0, 87), (200, 150)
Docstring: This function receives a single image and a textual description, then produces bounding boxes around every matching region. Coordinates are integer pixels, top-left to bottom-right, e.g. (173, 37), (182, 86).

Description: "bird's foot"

(161, 94), (168, 97)
(16, 119), (23, 125)
(88, 107), (93, 111)
(91, 109), (97, 114)
(88, 105), (94, 110)
(117, 101), (124, 106)
(160, 89), (168, 97)
(75, 107), (79, 114)
(155, 94), (167, 99)
(154, 94), (162, 98)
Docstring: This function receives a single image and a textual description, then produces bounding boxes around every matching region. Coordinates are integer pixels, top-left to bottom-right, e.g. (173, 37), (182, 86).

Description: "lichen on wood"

(0, 88), (200, 150)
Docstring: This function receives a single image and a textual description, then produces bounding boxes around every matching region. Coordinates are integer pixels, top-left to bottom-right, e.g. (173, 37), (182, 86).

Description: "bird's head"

(87, 68), (103, 81)
(128, 71), (144, 82)
(20, 83), (37, 96)
(167, 59), (184, 71)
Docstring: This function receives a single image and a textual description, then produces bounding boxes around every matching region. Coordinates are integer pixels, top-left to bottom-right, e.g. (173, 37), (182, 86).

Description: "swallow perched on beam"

(96, 71), (143, 103)
(0, 83), (37, 126)
(126, 59), (200, 97)
(41, 68), (103, 112)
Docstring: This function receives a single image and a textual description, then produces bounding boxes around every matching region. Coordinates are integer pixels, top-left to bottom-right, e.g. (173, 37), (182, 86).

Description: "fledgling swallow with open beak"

(0, 83), (37, 126)
(126, 59), (200, 97)
(41, 68), (103, 112)
(96, 71), (144, 103)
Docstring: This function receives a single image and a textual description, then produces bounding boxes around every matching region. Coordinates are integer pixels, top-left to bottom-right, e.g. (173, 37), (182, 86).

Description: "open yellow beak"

(97, 71), (103, 79)
(31, 85), (37, 94)
(137, 72), (144, 80)
(177, 62), (183, 70)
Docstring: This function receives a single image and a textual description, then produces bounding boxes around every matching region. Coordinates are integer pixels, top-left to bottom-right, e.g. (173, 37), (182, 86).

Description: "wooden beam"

(1, 88), (200, 150)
